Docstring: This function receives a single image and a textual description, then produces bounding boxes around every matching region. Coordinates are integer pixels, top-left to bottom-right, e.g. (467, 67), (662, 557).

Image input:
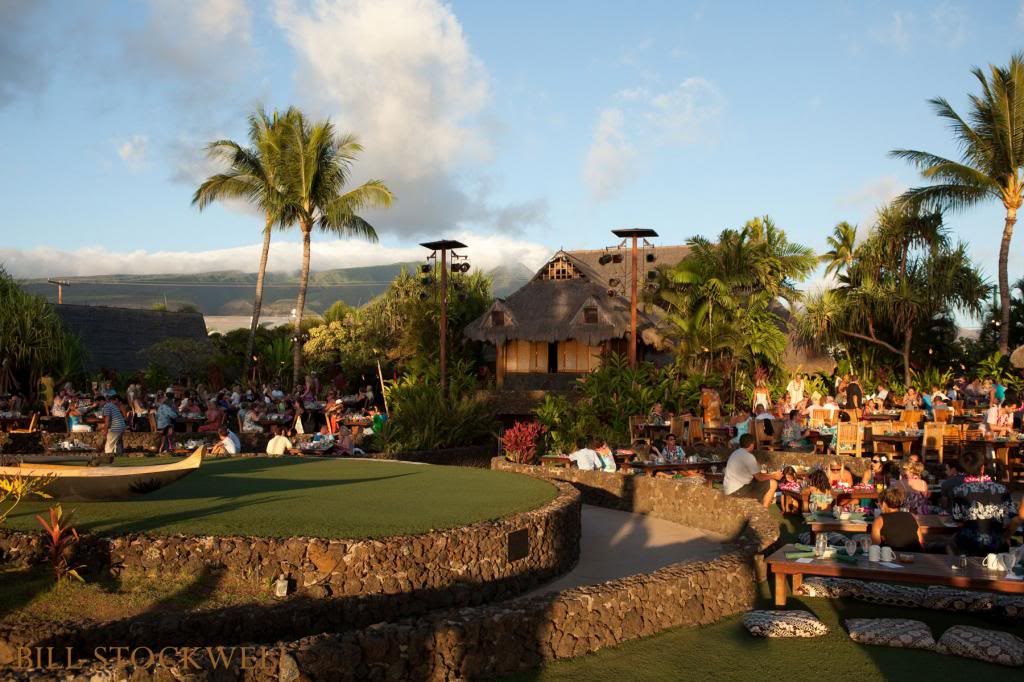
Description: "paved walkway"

(527, 505), (726, 596)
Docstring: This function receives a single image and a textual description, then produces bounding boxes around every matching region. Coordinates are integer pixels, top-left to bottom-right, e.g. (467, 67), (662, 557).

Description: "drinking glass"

(809, 500), (818, 516)
(859, 536), (872, 554)
(845, 539), (858, 557)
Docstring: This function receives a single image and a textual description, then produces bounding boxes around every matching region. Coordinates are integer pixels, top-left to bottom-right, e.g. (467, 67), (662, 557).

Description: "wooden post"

(496, 341), (506, 388)
(376, 360), (389, 416)
(440, 247), (448, 395)
(629, 234), (638, 367)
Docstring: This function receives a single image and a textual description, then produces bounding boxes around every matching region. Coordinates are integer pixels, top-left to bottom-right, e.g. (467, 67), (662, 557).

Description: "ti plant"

(0, 472), (54, 526)
(36, 504), (84, 583)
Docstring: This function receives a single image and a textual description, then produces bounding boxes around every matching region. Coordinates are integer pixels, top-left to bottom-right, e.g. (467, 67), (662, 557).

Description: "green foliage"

(36, 505), (84, 583)
(380, 361), (496, 453)
(176, 304), (199, 314)
(139, 338), (216, 385)
(0, 267), (83, 393)
(321, 300), (353, 324)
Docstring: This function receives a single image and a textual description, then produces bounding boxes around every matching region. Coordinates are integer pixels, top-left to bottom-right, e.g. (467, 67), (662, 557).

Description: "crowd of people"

(37, 376), (386, 457)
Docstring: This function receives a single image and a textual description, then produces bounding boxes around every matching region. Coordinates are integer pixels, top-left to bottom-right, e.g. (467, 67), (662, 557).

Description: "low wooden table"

(870, 433), (922, 458)
(767, 543), (1024, 607)
(805, 513), (960, 539)
(624, 460), (717, 478)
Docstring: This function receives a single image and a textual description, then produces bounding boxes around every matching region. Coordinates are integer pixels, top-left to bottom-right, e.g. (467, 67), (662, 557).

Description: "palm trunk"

(243, 218), (273, 383)
(292, 226), (312, 387)
(998, 209), (1015, 355)
(902, 329), (913, 387)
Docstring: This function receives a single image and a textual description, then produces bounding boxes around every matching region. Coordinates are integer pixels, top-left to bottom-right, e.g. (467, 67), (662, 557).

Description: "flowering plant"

(502, 421), (547, 464)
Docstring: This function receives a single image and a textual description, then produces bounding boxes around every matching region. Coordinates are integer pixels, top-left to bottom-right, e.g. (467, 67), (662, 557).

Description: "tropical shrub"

(380, 361), (496, 453)
(36, 504), (84, 582)
(501, 421), (546, 464)
(0, 473), (53, 525)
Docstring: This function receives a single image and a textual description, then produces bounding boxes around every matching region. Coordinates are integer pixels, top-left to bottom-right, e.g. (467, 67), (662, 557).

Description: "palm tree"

(278, 111), (394, 385)
(821, 221), (858, 278)
(890, 52), (1024, 354)
(193, 108), (291, 382)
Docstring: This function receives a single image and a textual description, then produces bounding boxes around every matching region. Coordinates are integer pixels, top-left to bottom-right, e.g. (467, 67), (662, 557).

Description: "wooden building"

(465, 247), (689, 388)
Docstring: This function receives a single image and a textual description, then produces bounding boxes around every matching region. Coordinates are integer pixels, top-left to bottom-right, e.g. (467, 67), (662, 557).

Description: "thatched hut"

(465, 246), (688, 388)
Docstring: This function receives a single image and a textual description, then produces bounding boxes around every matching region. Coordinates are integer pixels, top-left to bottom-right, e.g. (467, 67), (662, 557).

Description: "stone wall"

(372, 443), (498, 468)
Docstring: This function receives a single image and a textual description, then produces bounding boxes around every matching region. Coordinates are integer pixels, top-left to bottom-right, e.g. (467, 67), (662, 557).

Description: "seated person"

(901, 388), (922, 409)
(211, 425), (241, 455)
(777, 466), (804, 513)
(197, 400), (225, 433)
(657, 433), (685, 461)
(871, 487), (923, 551)
(822, 396), (841, 416)
(939, 460), (964, 510)
(647, 403), (666, 426)
(242, 405), (264, 433)
(802, 469), (834, 513)
(592, 437), (617, 472)
(265, 424), (293, 456)
(826, 459), (854, 487)
(723, 433), (780, 508)
(861, 454), (889, 487)
(950, 449), (1021, 555)
(568, 437), (603, 471)
(781, 409), (809, 450)
(729, 411), (753, 446)
(869, 384), (890, 411)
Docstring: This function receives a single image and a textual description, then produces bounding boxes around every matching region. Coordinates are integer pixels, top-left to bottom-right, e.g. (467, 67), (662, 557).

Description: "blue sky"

(1, 0), (1021, 287)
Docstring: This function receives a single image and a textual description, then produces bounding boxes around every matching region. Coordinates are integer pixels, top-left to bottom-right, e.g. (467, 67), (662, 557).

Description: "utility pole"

(420, 239), (468, 394)
(46, 279), (71, 304)
(611, 229), (658, 367)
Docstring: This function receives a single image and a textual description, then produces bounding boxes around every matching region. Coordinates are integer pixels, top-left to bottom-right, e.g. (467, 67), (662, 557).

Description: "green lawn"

(503, 592), (1024, 681)
(4, 457), (556, 539)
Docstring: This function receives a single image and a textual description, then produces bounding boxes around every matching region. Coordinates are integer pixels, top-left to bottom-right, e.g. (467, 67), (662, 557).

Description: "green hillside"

(19, 261), (534, 315)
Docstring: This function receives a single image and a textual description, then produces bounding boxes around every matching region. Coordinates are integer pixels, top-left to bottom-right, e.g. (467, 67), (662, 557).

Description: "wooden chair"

(9, 413), (38, 434)
(867, 421), (895, 456)
(147, 412), (158, 433)
(808, 408), (829, 428)
(922, 422), (944, 464)
(900, 409), (923, 426)
(836, 422), (863, 458)
(754, 419), (784, 451)
(237, 412), (245, 434)
(962, 427), (987, 457)
(933, 407), (952, 423)
(688, 418), (704, 445)
(942, 423), (964, 460)
(951, 400), (964, 416)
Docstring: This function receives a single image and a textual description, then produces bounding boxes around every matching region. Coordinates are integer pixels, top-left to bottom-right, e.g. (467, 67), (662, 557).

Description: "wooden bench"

(767, 542), (1024, 607)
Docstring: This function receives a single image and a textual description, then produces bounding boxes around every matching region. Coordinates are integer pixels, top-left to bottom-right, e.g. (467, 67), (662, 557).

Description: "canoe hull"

(0, 449), (203, 501)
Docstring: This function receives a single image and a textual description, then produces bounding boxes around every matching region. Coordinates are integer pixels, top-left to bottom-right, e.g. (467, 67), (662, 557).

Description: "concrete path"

(527, 505), (726, 596)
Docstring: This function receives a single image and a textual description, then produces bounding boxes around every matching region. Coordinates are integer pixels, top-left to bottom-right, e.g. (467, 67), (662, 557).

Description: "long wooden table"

(767, 543), (1024, 607)
(624, 460), (717, 477)
(805, 513), (960, 539)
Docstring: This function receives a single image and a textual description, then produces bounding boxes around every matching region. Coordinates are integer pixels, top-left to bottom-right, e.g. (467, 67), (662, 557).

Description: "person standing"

(156, 393), (179, 453)
(100, 395), (127, 457)
(845, 375), (864, 415)
(786, 374), (806, 406)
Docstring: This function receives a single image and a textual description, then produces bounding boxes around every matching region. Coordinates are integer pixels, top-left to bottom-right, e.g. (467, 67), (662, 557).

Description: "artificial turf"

(4, 456), (556, 539)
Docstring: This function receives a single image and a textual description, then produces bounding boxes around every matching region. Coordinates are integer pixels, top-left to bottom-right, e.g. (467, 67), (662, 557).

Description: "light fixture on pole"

(610, 228), (659, 367)
(420, 239), (468, 394)
(47, 279), (71, 305)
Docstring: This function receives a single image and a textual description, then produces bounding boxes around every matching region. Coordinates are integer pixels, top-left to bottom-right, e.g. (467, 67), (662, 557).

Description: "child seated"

(802, 469), (834, 513)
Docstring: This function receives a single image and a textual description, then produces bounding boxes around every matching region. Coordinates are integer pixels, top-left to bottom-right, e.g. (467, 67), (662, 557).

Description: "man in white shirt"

(265, 425), (293, 456)
(212, 426), (241, 455)
(723, 433), (781, 507)
(568, 441), (603, 471)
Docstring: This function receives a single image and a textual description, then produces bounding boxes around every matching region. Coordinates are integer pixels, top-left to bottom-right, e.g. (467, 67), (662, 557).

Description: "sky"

(1, 0), (1023, 289)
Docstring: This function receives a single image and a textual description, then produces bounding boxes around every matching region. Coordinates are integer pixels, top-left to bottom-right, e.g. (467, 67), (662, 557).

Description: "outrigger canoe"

(0, 447), (203, 501)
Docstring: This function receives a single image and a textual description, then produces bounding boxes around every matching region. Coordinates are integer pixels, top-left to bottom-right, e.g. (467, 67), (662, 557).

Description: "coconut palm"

(278, 111), (394, 385)
(890, 52), (1024, 354)
(821, 221), (858, 278)
(193, 108), (291, 382)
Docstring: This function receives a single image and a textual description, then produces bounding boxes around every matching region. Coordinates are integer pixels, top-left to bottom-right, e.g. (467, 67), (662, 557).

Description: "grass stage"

(4, 456), (556, 539)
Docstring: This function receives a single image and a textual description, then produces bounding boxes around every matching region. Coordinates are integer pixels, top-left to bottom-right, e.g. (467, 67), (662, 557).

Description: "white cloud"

(584, 108), (636, 202)
(117, 135), (149, 170)
(586, 77), (725, 200)
(1, 232), (552, 279)
(270, 0), (542, 237)
(837, 175), (906, 212)
(931, 2), (967, 47)
(870, 11), (912, 51)
(645, 77), (725, 145)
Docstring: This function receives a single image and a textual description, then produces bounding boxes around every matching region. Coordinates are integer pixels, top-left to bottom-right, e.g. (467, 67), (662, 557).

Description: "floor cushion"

(852, 582), (925, 608)
(995, 596), (1024, 623)
(921, 586), (994, 613)
(795, 577), (864, 599)
(846, 618), (936, 650)
(936, 626), (1024, 667)
(743, 610), (829, 638)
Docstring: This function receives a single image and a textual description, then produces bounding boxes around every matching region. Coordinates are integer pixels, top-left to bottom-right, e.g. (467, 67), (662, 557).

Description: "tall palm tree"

(193, 108), (291, 382)
(821, 221), (858, 278)
(278, 111), (394, 385)
(890, 52), (1024, 354)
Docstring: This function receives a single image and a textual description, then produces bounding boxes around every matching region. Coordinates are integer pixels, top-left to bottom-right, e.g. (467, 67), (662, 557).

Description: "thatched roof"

(55, 304), (208, 373)
(466, 246), (689, 346)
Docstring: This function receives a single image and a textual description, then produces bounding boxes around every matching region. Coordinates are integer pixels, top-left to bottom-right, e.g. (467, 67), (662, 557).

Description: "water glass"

(859, 536), (872, 555)
(845, 539), (858, 557)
